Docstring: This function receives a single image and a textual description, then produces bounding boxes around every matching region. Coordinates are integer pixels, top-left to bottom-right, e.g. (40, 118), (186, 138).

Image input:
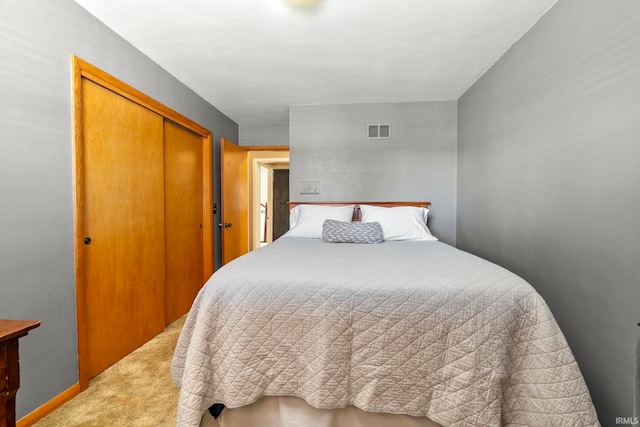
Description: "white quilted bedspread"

(171, 238), (599, 427)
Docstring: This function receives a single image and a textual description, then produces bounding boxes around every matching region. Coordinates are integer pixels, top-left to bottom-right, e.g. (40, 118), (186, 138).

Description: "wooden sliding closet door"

(164, 121), (204, 324)
(81, 79), (166, 379)
(75, 56), (214, 387)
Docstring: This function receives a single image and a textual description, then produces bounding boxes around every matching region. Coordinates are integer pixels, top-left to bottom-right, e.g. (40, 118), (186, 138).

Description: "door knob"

(218, 223), (232, 228)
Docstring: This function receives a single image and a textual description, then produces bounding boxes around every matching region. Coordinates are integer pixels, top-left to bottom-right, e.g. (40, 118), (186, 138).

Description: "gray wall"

(0, 0), (237, 418)
(240, 120), (289, 147)
(457, 0), (640, 424)
(289, 102), (457, 245)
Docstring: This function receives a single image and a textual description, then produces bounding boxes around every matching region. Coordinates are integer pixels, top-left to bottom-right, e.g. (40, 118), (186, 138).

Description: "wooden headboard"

(287, 201), (430, 221)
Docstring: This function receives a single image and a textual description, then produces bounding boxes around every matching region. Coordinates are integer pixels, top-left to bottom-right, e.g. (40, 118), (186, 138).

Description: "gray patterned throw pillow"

(322, 220), (384, 244)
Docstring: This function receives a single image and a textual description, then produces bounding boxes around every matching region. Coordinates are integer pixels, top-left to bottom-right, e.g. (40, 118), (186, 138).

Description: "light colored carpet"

(35, 315), (187, 427)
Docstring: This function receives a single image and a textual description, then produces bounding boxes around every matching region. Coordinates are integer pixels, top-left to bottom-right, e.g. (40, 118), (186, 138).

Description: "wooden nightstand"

(0, 320), (40, 427)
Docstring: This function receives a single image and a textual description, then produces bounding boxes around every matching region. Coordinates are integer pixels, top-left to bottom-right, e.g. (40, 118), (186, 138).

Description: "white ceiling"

(73, 0), (557, 129)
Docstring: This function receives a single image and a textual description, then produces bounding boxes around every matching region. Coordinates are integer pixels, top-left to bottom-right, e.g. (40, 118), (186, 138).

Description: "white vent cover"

(367, 124), (391, 139)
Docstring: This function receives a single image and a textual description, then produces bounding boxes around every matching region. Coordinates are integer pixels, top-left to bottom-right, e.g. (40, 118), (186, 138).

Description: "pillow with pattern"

(322, 220), (384, 244)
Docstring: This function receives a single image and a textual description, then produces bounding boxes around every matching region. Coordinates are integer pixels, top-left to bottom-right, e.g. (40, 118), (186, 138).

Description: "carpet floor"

(34, 315), (187, 427)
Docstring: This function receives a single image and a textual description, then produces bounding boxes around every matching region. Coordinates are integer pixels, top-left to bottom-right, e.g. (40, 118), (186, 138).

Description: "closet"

(73, 57), (213, 387)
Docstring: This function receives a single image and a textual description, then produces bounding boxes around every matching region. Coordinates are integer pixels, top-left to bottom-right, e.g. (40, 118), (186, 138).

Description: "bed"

(171, 202), (599, 427)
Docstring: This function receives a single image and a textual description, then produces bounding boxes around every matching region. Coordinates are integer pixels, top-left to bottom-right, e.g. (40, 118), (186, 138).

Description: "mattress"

(171, 237), (599, 427)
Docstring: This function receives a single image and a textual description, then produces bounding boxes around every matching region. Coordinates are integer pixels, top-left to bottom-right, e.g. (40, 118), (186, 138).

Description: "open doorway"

(249, 151), (290, 251)
(258, 163), (289, 247)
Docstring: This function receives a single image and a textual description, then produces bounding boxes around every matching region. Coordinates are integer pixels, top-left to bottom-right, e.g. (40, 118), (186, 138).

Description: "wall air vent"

(367, 124), (391, 139)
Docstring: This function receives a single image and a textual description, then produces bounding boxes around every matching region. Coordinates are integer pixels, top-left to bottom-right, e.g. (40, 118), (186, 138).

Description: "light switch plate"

(299, 180), (320, 194)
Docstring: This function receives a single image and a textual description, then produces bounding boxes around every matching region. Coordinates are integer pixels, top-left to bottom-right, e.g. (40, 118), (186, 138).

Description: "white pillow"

(286, 205), (355, 239)
(359, 205), (438, 241)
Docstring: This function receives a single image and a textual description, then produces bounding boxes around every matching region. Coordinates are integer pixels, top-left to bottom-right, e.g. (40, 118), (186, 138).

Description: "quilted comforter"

(171, 238), (599, 426)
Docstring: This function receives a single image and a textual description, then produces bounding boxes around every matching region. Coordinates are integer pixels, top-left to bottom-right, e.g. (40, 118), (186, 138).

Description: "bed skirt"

(199, 396), (443, 427)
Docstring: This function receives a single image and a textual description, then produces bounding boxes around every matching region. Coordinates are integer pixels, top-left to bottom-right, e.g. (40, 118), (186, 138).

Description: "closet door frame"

(71, 56), (213, 390)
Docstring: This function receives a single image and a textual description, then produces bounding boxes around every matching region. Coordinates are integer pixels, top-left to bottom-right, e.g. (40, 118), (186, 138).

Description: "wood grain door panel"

(164, 121), (204, 324)
(81, 79), (166, 379)
(220, 138), (249, 265)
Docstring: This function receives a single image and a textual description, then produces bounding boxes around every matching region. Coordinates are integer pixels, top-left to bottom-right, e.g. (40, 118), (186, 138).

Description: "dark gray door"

(272, 169), (290, 240)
